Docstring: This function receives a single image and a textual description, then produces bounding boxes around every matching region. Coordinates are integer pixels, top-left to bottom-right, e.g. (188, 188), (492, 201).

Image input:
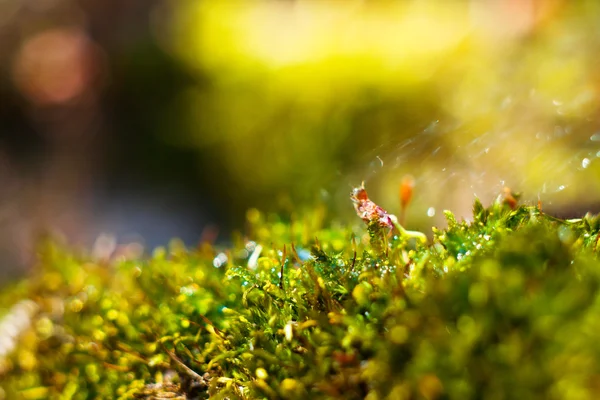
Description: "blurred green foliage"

(160, 0), (600, 220)
(2, 194), (600, 398)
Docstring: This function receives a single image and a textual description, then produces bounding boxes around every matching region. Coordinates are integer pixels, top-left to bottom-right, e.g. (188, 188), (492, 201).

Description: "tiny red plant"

(351, 182), (394, 230)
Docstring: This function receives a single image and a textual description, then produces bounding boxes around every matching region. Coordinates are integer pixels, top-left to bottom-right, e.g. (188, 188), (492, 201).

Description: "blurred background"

(1, 0), (600, 278)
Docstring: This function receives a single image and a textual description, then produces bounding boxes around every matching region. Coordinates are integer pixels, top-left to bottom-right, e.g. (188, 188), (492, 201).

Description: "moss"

(1, 194), (600, 399)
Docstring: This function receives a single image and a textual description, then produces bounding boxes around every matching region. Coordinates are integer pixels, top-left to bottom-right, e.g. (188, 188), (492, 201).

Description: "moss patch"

(1, 196), (600, 399)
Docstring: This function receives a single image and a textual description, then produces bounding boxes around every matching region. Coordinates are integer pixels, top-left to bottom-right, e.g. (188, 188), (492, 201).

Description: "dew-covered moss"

(1, 197), (600, 399)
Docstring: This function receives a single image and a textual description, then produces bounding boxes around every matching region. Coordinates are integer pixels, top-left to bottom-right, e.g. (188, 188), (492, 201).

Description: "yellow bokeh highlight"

(163, 0), (600, 221)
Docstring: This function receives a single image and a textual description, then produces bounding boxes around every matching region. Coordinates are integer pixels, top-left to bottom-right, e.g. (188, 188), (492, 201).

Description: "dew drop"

(582, 158), (591, 169)
(427, 207), (436, 217)
(213, 252), (228, 268)
(558, 225), (575, 244)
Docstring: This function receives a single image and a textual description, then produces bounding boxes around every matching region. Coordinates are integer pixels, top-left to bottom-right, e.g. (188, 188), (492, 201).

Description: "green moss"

(1, 197), (600, 399)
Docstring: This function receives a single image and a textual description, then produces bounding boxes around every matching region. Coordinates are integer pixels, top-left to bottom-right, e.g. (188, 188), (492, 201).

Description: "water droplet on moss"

(558, 225), (575, 244)
(582, 158), (591, 168)
(213, 252), (228, 268)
